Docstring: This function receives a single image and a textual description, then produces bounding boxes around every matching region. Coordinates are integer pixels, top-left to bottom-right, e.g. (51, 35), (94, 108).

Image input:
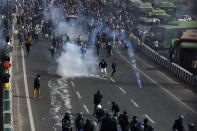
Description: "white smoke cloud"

(56, 42), (99, 77)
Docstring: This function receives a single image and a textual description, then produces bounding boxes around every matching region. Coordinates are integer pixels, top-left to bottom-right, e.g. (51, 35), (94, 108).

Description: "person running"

(62, 112), (72, 131)
(99, 59), (107, 77)
(32, 75), (41, 98)
(111, 58), (117, 77)
(93, 90), (103, 116)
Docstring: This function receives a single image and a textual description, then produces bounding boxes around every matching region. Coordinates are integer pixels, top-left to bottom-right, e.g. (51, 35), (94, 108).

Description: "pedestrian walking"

(99, 59), (107, 77)
(32, 75), (41, 98)
(93, 90), (103, 116)
(111, 58), (117, 77)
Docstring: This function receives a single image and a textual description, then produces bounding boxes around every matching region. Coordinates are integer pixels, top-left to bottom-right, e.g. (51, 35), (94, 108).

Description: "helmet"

(97, 104), (102, 109)
(179, 115), (184, 120)
(113, 116), (118, 122)
(78, 112), (83, 117)
(65, 112), (70, 116)
(188, 123), (194, 128)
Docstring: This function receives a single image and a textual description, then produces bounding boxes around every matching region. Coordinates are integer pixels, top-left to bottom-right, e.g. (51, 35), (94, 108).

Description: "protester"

(84, 118), (94, 131)
(99, 59), (107, 77)
(111, 101), (120, 116)
(118, 110), (129, 131)
(75, 112), (85, 131)
(62, 112), (72, 131)
(96, 104), (105, 122)
(173, 115), (185, 131)
(32, 75), (41, 98)
(111, 58), (118, 77)
(93, 90), (103, 116)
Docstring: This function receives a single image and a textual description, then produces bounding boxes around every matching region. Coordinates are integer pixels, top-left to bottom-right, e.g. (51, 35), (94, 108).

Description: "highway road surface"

(11, 37), (197, 131)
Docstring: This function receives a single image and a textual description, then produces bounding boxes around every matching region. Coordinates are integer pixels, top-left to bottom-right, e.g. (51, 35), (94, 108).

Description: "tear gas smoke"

(127, 40), (142, 88)
(56, 43), (98, 77)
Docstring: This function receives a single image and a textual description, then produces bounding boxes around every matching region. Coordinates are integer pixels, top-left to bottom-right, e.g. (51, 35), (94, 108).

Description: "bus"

(147, 20), (197, 48)
(177, 30), (197, 73)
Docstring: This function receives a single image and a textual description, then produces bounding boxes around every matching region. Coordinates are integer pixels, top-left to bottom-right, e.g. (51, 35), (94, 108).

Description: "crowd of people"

(62, 90), (196, 131)
(3, 0), (195, 130)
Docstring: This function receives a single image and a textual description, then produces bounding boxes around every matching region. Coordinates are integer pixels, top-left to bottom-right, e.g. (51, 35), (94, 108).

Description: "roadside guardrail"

(139, 42), (197, 87)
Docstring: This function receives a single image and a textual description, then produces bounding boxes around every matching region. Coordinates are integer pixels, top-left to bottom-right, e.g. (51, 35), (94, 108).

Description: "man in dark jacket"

(75, 112), (85, 131)
(32, 75), (41, 98)
(96, 104), (105, 122)
(118, 110), (129, 131)
(173, 115), (185, 131)
(143, 118), (154, 131)
(111, 101), (120, 116)
(100, 113), (113, 131)
(111, 58), (117, 76)
(84, 118), (94, 131)
(99, 59), (107, 77)
(62, 112), (72, 131)
(93, 90), (103, 116)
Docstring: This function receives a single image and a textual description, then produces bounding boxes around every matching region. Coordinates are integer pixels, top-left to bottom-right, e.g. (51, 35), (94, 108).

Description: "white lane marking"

(144, 114), (155, 124)
(93, 121), (97, 126)
(70, 81), (75, 87)
(110, 78), (116, 83)
(119, 87), (126, 94)
(130, 99), (139, 108)
(76, 91), (82, 99)
(83, 105), (90, 113)
(21, 47), (36, 131)
(118, 52), (197, 114)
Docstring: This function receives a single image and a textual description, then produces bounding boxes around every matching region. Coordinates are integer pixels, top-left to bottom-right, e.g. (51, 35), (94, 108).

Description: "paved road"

(11, 37), (197, 131)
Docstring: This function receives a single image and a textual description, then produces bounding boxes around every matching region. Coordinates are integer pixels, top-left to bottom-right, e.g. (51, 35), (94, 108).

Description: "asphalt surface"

(11, 37), (197, 131)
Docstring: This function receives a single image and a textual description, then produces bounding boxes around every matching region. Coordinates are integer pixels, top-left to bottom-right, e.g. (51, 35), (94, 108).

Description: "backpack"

(77, 118), (84, 129)
(119, 114), (127, 125)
